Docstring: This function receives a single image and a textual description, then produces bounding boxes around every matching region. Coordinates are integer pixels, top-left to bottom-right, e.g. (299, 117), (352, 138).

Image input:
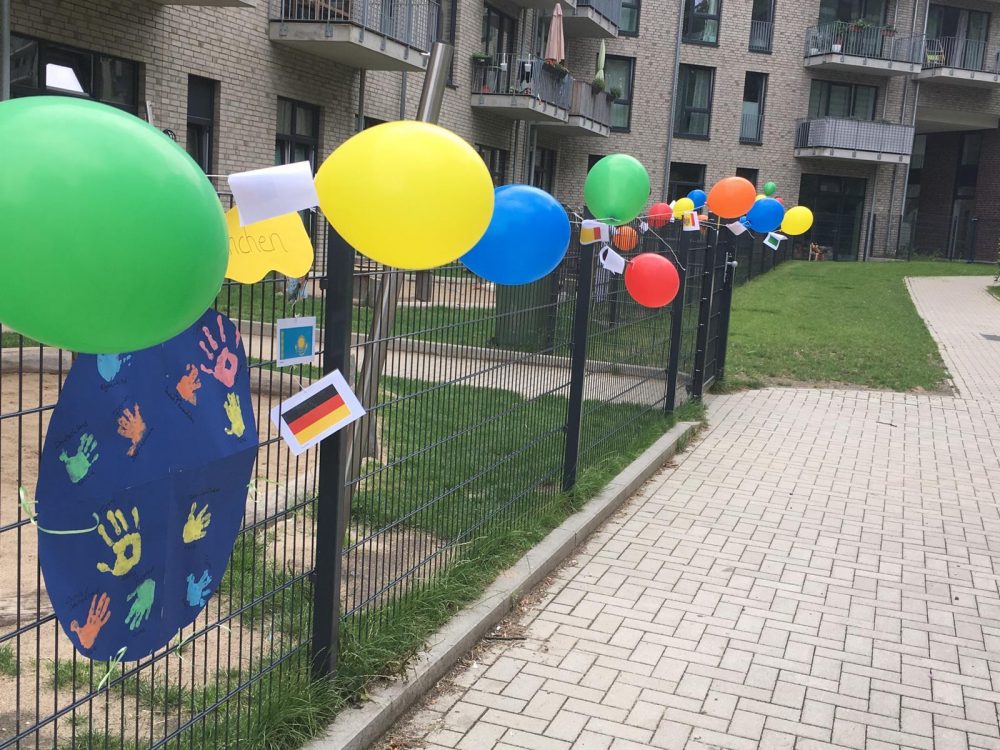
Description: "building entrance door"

(798, 174), (868, 260)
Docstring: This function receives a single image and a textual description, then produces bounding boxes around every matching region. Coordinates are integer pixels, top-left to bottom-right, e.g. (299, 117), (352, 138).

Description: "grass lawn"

(990, 286), (1000, 302)
(723, 260), (993, 392)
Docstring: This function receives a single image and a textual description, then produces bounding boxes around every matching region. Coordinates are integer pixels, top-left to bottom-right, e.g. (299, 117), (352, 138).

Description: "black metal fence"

(0, 210), (787, 749)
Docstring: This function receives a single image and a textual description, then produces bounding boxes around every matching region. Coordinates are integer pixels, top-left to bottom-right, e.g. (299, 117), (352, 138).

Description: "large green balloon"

(0, 97), (227, 353)
(584, 154), (650, 226)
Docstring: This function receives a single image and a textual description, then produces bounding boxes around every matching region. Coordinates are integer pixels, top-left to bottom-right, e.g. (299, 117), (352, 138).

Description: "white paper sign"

(228, 161), (320, 226)
(726, 221), (748, 236)
(599, 246), (627, 274)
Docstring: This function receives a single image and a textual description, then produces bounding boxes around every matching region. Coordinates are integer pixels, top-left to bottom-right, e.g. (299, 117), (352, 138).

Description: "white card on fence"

(599, 246), (626, 274)
(726, 221), (748, 236)
(228, 161), (320, 226)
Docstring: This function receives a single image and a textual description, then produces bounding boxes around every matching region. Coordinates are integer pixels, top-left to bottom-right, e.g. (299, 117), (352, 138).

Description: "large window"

(683, 0), (721, 44)
(275, 97), (320, 167)
(956, 132), (981, 198)
(740, 72), (767, 144)
(668, 162), (706, 200)
(675, 65), (714, 138)
(620, 0), (641, 36)
(532, 147), (557, 194)
(477, 144), (509, 186)
(928, 5), (989, 70)
(736, 167), (759, 187)
(10, 34), (139, 112)
(819, 0), (885, 25)
(606, 56), (635, 132)
(482, 5), (517, 59)
(808, 80), (877, 120)
(187, 76), (216, 174)
(749, 0), (774, 52)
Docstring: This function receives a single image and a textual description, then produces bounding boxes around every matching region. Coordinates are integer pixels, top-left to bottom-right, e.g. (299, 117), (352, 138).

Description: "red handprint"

(70, 593), (111, 649)
(199, 314), (240, 388)
(176, 364), (201, 406)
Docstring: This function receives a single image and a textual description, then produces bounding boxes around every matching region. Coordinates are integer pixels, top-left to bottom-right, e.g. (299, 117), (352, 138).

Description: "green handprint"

(59, 433), (99, 483)
(223, 393), (245, 438)
(125, 579), (155, 631)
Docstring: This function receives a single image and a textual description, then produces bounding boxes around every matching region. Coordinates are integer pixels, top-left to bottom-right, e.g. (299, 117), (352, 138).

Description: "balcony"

(804, 22), (922, 75)
(148, 0), (253, 5)
(470, 55), (573, 123)
(749, 20), (773, 53)
(794, 118), (914, 163)
(538, 80), (611, 136)
(563, 0), (621, 38)
(919, 37), (1000, 88)
(268, 0), (437, 72)
(740, 112), (763, 144)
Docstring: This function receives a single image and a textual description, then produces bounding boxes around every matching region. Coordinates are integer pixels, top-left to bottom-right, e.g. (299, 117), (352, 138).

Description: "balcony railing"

(472, 54), (574, 110)
(568, 80), (612, 127)
(804, 22), (924, 65)
(795, 117), (914, 155)
(577, 0), (622, 27)
(925, 36), (998, 73)
(749, 20), (773, 53)
(271, 0), (438, 51)
(740, 112), (763, 144)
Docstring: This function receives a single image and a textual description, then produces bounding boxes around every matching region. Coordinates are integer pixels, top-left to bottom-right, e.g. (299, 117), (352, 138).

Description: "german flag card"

(270, 369), (365, 455)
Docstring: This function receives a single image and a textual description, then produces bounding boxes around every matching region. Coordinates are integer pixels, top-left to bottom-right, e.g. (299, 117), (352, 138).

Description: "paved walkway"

(384, 275), (1000, 750)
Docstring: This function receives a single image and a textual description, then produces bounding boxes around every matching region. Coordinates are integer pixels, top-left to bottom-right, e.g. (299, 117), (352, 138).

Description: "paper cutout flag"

(35, 310), (258, 661)
(228, 161), (320, 226)
(276, 316), (316, 368)
(599, 246), (627, 275)
(682, 212), (701, 232)
(580, 220), (610, 245)
(271, 370), (365, 456)
(764, 232), (786, 250)
(225, 207), (314, 284)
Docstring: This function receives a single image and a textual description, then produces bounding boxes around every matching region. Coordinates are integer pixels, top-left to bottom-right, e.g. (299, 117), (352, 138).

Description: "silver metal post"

(346, 41), (454, 479)
(1, 0), (11, 101)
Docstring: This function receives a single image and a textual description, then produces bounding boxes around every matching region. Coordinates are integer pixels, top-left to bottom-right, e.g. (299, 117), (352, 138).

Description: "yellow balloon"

(755, 193), (766, 201)
(315, 121), (494, 270)
(673, 197), (695, 215)
(781, 206), (814, 236)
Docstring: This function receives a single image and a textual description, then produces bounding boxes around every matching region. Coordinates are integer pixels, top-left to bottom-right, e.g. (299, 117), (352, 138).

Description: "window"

(438, 0), (457, 81)
(588, 154), (605, 173)
(668, 162), (706, 200)
(535, 16), (551, 57)
(606, 56), (635, 131)
(928, 5), (989, 70)
(808, 80), (877, 120)
(620, 0), (641, 36)
(749, 0), (773, 52)
(683, 0), (721, 44)
(363, 116), (387, 129)
(532, 147), (557, 194)
(477, 144), (509, 186)
(10, 34), (139, 112)
(818, 0), (885, 25)
(675, 65), (714, 138)
(956, 132), (981, 198)
(736, 168), (759, 187)
(275, 97), (320, 168)
(482, 5), (517, 60)
(740, 72), (767, 144)
(186, 76), (216, 174)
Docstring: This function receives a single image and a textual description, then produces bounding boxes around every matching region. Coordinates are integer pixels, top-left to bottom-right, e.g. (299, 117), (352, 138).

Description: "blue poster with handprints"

(35, 309), (258, 661)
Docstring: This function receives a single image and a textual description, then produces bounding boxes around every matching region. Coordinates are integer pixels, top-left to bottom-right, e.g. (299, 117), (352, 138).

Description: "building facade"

(5, 0), (1000, 261)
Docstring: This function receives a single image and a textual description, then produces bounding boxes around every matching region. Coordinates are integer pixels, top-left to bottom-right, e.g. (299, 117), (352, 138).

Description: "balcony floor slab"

(469, 94), (569, 123)
(268, 21), (429, 72)
(804, 54), (920, 76)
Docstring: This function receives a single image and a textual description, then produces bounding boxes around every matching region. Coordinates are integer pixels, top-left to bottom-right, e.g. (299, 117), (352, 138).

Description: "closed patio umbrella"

(594, 39), (606, 85)
(544, 4), (566, 64)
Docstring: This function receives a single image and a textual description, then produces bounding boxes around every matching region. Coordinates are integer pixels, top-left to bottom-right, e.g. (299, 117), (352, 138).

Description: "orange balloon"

(707, 177), (757, 219)
(698, 213), (708, 222)
(614, 225), (639, 251)
(648, 202), (672, 229)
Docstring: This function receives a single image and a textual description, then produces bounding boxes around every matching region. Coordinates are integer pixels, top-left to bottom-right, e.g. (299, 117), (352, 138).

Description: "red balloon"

(775, 196), (785, 205)
(706, 176), (757, 219)
(625, 253), (680, 308)
(648, 202), (673, 229)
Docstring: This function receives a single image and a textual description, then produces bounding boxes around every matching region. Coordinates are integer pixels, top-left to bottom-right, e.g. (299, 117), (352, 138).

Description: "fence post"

(690, 234), (717, 399)
(562, 240), (596, 491)
(747, 235), (754, 281)
(715, 235), (736, 383)
(311, 226), (355, 679)
(665, 230), (690, 413)
(968, 217), (978, 263)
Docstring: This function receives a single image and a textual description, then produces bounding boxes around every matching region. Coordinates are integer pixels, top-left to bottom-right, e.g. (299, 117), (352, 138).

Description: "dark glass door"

(799, 174), (868, 260)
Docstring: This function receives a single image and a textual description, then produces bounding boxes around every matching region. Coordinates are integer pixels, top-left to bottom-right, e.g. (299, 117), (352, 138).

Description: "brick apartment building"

(4, 0), (999, 261)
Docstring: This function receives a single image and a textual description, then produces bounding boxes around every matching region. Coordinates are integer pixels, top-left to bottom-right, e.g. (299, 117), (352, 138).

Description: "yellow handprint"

(96, 507), (141, 577)
(223, 393), (245, 438)
(182, 502), (212, 544)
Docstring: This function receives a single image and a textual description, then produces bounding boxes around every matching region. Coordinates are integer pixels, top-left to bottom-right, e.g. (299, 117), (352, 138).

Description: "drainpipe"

(660, 3), (685, 199)
(893, 0), (929, 255)
(399, 71), (408, 119)
(1, 0), (10, 101)
(356, 70), (366, 131)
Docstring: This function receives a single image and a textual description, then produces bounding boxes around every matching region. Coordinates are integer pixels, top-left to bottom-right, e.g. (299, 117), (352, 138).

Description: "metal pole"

(1, 0), (10, 101)
(345, 41), (453, 479)
(715, 237), (736, 383)
(562, 239), (596, 491)
(691, 235), (717, 399)
(664, 228), (689, 413)
(660, 5), (685, 200)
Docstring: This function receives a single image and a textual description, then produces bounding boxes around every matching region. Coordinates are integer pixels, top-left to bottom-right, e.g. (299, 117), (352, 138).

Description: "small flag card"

(639, 220), (650, 234)
(726, 221), (748, 236)
(682, 211), (701, 232)
(763, 232), (786, 250)
(599, 246), (626, 274)
(580, 220), (610, 245)
(271, 370), (365, 455)
(276, 316), (316, 368)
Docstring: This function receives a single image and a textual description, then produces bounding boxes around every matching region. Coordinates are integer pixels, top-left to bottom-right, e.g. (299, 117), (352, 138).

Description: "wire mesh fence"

(0, 207), (787, 749)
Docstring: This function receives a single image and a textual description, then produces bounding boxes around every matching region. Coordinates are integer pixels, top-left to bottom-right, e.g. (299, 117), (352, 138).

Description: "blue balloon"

(462, 185), (571, 285)
(688, 189), (707, 209)
(745, 197), (785, 233)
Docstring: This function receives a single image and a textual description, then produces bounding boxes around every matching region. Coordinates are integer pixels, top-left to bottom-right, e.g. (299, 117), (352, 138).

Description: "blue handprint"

(97, 354), (131, 383)
(185, 570), (213, 607)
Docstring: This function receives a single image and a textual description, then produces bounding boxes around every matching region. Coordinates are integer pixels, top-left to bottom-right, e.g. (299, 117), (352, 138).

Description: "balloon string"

(19, 487), (100, 536)
(96, 647), (128, 693)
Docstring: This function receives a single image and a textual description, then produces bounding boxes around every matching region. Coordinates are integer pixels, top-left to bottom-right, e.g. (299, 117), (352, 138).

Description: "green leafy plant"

(591, 76), (607, 92)
(609, 86), (623, 100)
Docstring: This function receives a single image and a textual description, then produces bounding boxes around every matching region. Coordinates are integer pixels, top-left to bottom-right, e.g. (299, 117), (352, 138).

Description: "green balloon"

(0, 97), (227, 353)
(584, 154), (650, 226)
(763, 181), (777, 196)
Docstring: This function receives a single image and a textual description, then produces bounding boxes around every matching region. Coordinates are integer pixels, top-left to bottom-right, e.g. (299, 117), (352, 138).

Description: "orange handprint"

(199, 314), (240, 388)
(70, 593), (111, 650)
(176, 364), (201, 406)
(116, 404), (146, 457)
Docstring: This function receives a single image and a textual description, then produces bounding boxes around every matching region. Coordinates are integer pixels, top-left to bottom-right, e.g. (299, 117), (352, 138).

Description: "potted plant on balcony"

(881, 23), (896, 37)
(544, 60), (570, 78)
(609, 85), (623, 100)
(831, 20), (847, 53)
(592, 75), (606, 92)
(472, 52), (491, 63)
(849, 17), (873, 32)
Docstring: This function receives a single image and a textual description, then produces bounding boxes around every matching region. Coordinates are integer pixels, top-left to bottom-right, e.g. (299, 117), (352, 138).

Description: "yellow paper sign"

(224, 207), (314, 284)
